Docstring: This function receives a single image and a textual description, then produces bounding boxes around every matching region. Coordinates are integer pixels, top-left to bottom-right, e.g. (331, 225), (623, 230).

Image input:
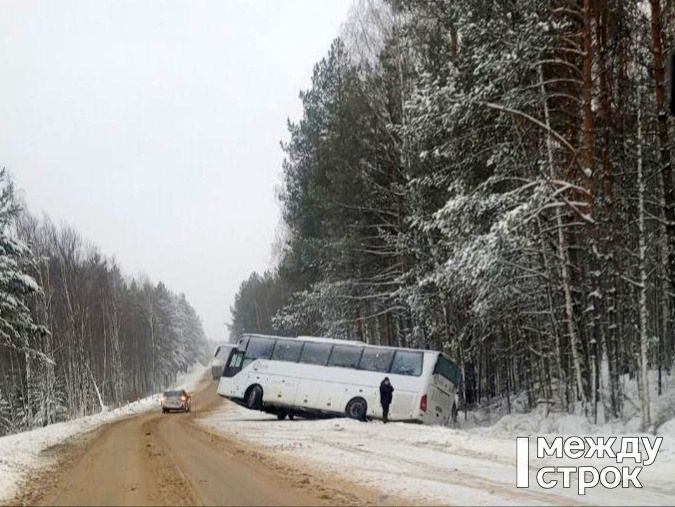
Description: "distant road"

(12, 374), (384, 506)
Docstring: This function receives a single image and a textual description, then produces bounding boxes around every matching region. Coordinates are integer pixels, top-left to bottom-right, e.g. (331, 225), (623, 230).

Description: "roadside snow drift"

(0, 365), (205, 503)
(198, 401), (675, 506)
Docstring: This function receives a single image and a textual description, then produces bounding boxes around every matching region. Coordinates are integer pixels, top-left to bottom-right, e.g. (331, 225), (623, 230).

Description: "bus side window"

(245, 337), (276, 360)
(390, 351), (423, 376)
(299, 342), (332, 365)
(434, 356), (461, 385)
(359, 348), (395, 372)
(272, 340), (303, 362)
(328, 345), (363, 368)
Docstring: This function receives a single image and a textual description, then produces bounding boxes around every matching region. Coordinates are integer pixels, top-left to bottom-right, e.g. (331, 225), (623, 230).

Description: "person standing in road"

(379, 377), (394, 423)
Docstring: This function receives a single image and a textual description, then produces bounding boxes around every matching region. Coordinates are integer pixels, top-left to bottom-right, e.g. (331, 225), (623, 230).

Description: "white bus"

(217, 334), (461, 425)
(211, 343), (236, 379)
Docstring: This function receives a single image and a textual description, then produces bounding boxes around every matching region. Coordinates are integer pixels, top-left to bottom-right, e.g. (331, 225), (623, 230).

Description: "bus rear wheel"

(346, 397), (367, 421)
(245, 385), (263, 410)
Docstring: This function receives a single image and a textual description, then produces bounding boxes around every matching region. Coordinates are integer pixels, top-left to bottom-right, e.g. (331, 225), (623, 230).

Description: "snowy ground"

(0, 364), (205, 503)
(2, 364), (674, 506)
(199, 398), (675, 506)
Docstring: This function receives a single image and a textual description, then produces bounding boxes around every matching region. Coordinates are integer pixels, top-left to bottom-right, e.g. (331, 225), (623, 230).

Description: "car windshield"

(164, 391), (182, 397)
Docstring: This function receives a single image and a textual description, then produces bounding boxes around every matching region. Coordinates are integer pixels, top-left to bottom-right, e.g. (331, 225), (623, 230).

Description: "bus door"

(224, 349), (244, 376)
(215, 349), (244, 397)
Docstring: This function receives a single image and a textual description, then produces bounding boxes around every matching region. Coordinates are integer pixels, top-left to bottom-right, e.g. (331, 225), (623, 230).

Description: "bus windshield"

(215, 345), (232, 359)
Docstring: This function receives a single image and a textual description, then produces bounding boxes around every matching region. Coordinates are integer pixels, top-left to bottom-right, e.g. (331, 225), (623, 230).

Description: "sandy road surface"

(11, 375), (392, 506)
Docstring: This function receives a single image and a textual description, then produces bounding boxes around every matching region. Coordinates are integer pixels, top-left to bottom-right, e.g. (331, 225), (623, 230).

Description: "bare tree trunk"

(88, 364), (105, 412)
(649, 0), (675, 378)
(636, 88), (651, 430)
(581, 0), (595, 192)
(540, 65), (587, 408)
(23, 344), (33, 425)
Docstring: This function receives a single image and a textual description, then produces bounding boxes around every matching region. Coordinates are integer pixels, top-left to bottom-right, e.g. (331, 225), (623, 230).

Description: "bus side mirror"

(670, 51), (675, 116)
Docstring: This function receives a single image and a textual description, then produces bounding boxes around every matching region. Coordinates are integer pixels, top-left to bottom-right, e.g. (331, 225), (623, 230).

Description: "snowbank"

(458, 370), (675, 434)
(0, 395), (158, 502)
(198, 400), (675, 506)
(0, 364), (207, 503)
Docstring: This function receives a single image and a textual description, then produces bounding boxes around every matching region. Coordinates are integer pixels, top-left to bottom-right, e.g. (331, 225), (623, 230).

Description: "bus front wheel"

(346, 397), (367, 422)
(245, 385), (263, 410)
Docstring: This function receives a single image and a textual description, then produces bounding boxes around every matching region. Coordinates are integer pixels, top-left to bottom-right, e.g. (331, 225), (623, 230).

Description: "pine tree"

(0, 170), (48, 357)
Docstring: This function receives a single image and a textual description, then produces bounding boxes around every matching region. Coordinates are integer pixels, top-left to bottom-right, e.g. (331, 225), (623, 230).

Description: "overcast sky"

(0, 0), (353, 342)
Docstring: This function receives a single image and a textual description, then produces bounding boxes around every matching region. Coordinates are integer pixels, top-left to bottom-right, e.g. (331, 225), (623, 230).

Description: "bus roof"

(240, 333), (293, 341)
(296, 335), (444, 356)
(238, 333), (450, 361)
(297, 335), (365, 346)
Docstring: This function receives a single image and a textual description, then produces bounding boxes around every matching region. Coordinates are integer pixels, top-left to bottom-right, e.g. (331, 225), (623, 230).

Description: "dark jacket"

(379, 379), (394, 405)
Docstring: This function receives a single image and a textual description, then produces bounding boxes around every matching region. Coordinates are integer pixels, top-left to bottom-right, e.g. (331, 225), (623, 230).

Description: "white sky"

(0, 0), (353, 342)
